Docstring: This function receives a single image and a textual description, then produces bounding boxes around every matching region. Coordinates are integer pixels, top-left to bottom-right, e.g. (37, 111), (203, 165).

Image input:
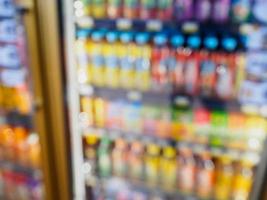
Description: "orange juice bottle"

(90, 30), (105, 86)
(232, 159), (255, 200)
(214, 155), (234, 200)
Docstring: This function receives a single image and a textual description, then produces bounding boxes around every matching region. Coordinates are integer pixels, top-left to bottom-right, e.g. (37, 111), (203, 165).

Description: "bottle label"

(141, 0), (156, 9)
(158, 0), (172, 9)
(125, 0), (138, 7)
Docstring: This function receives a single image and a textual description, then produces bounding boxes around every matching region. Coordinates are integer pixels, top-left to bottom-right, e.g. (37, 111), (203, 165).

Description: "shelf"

(86, 176), (198, 200)
(83, 127), (261, 163)
(76, 17), (261, 35)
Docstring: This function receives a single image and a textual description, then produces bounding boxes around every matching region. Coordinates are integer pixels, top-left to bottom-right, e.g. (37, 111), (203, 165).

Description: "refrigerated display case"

(61, 0), (267, 200)
(0, 0), (70, 199)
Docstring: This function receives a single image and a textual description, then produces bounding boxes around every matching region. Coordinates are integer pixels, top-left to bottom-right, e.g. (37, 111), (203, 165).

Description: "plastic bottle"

(104, 31), (120, 88)
(210, 111), (228, 147)
(145, 143), (160, 186)
(112, 138), (128, 177)
(177, 145), (195, 194)
(195, 150), (215, 199)
(128, 141), (144, 180)
(94, 97), (106, 128)
(76, 30), (91, 84)
(184, 35), (201, 95)
(90, 30), (105, 86)
(135, 33), (151, 91)
(92, 0), (106, 18)
(140, 0), (157, 19)
(151, 33), (169, 89)
(119, 32), (135, 89)
(173, 0), (194, 22)
(214, 156), (234, 200)
(107, 0), (122, 18)
(195, 0), (212, 22)
(160, 145), (176, 188)
(231, 0), (252, 22)
(84, 134), (99, 176)
(212, 0), (230, 23)
(168, 34), (185, 90)
(157, 0), (173, 21)
(123, 0), (139, 19)
(80, 96), (94, 127)
(98, 137), (112, 178)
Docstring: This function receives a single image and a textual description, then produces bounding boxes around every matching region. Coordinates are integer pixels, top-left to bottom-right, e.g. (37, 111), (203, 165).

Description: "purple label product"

(212, 0), (230, 22)
(195, 0), (211, 22)
(174, 0), (194, 21)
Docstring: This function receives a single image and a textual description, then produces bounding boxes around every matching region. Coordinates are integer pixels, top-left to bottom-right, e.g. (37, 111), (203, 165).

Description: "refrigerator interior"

(64, 0), (267, 199)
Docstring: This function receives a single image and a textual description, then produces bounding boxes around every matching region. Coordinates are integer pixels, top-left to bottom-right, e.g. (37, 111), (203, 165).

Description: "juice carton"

(90, 30), (105, 86)
(135, 33), (151, 91)
(119, 32), (135, 89)
(104, 31), (120, 88)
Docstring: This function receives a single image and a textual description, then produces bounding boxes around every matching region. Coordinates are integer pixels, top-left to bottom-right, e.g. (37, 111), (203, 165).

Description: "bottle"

(123, 0), (139, 19)
(75, 30), (91, 84)
(84, 134), (99, 176)
(231, 0), (252, 22)
(216, 37), (237, 100)
(160, 145), (176, 189)
(168, 34), (185, 90)
(119, 32), (135, 89)
(104, 31), (120, 88)
(74, 0), (91, 17)
(157, 106), (171, 139)
(128, 141), (144, 180)
(140, 0), (157, 19)
(157, 0), (173, 21)
(90, 30), (105, 86)
(210, 111), (228, 147)
(107, 0), (122, 18)
(195, 150), (215, 199)
(92, 0), (106, 18)
(112, 138), (128, 177)
(151, 33), (169, 89)
(184, 35), (201, 95)
(195, 0), (212, 22)
(145, 143), (160, 186)
(232, 160), (255, 200)
(94, 97), (106, 128)
(214, 156), (234, 200)
(98, 137), (112, 178)
(80, 96), (94, 127)
(173, 0), (194, 22)
(199, 35), (219, 97)
(135, 33), (151, 91)
(123, 101), (142, 133)
(177, 145), (195, 194)
(212, 0), (230, 23)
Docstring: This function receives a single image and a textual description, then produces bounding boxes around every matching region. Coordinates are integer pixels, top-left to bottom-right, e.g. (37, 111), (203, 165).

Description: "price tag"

(174, 96), (190, 107)
(239, 23), (257, 35)
(182, 22), (199, 33)
(76, 17), (94, 28)
(146, 20), (162, 31)
(127, 91), (142, 101)
(1, 69), (25, 87)
(116, 18), (132, 30)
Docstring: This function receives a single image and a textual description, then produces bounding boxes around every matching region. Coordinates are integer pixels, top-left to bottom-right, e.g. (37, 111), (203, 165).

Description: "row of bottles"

(84, 134), (256, 200)
(80, 96), (267, 151)
(76, 30), (249, 101)
(74, 0), (267, 23)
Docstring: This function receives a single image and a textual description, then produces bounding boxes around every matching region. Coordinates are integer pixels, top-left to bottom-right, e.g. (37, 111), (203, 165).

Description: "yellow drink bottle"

(135, 33), (151, 91)
(104, 31), (120, 88)
(92, 0), (106, 18)
(90, 30), (105, 87)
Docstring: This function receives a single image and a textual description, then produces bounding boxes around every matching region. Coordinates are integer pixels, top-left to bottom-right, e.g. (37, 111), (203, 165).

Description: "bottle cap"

(120, 32), (134, 43)
(171, 34), (184, 47)
(188, 35), (201, 49)
(106, 31), (118, 43)
(91, 30), (105, 41)
(222, 37), (237, 51)
(76, 29), (90, 38)
(136, 32), (150, 44)
(204, 36), (219, 50)
(153, 33), (167, 46)
(85, 134), (98, 145)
